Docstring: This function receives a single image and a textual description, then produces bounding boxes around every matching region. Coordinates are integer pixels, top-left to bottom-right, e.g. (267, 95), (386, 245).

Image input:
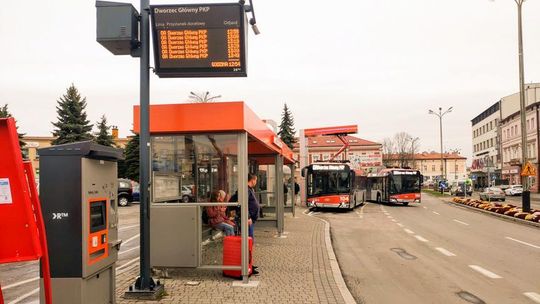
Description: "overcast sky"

(1, 0), (540, 164)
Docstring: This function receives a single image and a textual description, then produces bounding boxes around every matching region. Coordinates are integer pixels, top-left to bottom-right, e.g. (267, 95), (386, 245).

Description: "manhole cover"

(456, 291), (485, 304)
(390, 248), (417, 260)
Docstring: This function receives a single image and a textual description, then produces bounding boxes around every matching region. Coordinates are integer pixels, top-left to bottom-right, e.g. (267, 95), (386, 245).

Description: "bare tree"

(382, 137), (396, 167)
(383, 132), (420, 168)
(188, 91), (222, 103)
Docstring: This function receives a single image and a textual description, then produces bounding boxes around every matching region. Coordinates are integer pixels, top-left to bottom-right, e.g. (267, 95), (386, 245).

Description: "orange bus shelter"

(133, 101), (295, 283)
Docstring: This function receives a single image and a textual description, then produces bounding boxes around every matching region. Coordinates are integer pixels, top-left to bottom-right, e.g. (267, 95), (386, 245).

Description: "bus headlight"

(339, 196), (349, 202)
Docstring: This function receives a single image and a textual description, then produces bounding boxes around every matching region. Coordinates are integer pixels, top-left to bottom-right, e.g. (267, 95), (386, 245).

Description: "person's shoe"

(253, 265), (258, 270)
(252, 268), (260, 275)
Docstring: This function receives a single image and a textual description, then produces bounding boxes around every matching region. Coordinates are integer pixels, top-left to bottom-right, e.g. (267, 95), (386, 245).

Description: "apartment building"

(471, 102), (500, 188)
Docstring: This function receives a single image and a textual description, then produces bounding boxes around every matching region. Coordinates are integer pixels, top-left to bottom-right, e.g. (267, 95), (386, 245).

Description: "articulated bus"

(302, 162), (366, 210)
(367, 168), (423, 206)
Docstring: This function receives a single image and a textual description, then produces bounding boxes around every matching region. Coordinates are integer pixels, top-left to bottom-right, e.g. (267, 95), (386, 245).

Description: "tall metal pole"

(139, 0), (152, 290)
(439, 107), (444, 185)
(517, 0), (531, 212)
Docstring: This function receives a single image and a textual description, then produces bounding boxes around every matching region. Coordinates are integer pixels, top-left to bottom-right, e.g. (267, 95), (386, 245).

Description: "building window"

(491, 138), (493, 147)
(432, 165), (435, 171)
(532, 118), (535, 130)
(313, 155), (320, 162)
(490, 121), (493, 130)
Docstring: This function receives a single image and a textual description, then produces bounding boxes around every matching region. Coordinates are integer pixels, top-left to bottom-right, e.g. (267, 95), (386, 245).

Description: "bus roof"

(368, 168), (421, 177)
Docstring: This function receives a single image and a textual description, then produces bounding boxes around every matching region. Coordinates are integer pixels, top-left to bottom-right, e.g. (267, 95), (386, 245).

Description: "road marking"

(307, 211), (313, 216)
(396, 223), (404, 227)
(2, 277), (39, 290)
(432, 211), (440, 215)
(391, 219), (397, 222)
(4, 255), (142, 303)
(468, 265), (502, 279)
(505, 237), (540, 250)
(524, 292), (540, 303)
(423, 206), (428, 209)
(453, 219), (470, 226)
(435, 247), (456, 257)
(414, 235), (429, 242)
(404, 228), (415, 234)
(122, 233), (140, 246)
(119, 245), (140, 256)
(8, 287), (39, 304)
(117, 257), (140, 270)
(387, 216), (393, 219)
(119, 224), (140, 231)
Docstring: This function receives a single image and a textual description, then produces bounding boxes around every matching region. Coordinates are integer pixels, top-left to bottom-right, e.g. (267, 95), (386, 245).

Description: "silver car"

(479, 187), (505, 201)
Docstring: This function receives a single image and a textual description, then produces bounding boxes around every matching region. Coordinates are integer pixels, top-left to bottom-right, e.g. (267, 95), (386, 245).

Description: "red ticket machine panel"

(0, 118), (41, 263)
(88, 199), (108, 265)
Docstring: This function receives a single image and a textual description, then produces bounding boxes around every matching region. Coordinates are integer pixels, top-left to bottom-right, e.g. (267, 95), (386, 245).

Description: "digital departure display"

(150, 3), (247, 78)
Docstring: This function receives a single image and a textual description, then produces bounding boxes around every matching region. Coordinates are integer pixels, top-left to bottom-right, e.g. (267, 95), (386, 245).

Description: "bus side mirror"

(301, 167), (307, 177)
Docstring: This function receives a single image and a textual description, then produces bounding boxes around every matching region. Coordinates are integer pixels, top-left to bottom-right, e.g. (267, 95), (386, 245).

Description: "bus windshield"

(389, 174), (421, 194)
(307, 170), (351, 197)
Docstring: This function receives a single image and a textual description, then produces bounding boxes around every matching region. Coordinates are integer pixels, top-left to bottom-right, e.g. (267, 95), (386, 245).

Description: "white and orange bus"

(367, 168), (423, 206)
(302, 162), (366, 210)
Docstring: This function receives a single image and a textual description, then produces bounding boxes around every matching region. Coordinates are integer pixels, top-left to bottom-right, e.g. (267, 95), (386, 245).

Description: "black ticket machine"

(39, 141), (123, 304)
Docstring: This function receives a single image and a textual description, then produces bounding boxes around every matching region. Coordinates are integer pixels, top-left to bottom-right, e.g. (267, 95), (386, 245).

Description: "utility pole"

(429, 107), (453, 193)
(516, 0), (531, 212)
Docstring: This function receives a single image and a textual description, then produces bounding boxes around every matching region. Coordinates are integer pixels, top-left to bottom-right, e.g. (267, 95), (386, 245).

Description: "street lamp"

(429, 107), (453, 193)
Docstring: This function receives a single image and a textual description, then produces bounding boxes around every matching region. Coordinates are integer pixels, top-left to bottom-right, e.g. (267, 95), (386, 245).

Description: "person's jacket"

(248, 187), (260, 222)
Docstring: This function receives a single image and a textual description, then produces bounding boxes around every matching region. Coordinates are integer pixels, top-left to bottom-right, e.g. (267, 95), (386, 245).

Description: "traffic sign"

(521, 161), (537, 177)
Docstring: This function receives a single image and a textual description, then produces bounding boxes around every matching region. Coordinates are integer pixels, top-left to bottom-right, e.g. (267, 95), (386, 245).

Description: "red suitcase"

(223, 236), (253, 279)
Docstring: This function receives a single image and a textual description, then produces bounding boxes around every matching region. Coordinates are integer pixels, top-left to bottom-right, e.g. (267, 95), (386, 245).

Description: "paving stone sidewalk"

(116, 208), (349, 304)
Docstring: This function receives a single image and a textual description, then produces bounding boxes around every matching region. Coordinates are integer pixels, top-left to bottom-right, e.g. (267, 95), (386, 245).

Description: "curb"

(444, 200), (540, 229)
(303, 209), (357, 304)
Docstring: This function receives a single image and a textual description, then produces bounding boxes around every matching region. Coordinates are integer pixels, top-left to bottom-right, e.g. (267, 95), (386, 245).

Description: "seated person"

(205, 190), (235, 236)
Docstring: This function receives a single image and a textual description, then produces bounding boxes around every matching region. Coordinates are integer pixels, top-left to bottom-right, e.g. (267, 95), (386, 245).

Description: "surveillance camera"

(251, 24), (260, 35)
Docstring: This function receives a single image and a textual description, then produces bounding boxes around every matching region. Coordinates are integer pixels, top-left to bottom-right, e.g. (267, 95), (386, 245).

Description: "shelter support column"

(276, 155), (284, 236)
(289, 163), (296, 218)
(238, 132), (249, 283)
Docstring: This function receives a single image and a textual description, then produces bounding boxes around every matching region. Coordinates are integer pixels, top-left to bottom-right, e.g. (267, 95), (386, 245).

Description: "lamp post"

(516, 0), (531, 212)
(429, 107), (453, 193)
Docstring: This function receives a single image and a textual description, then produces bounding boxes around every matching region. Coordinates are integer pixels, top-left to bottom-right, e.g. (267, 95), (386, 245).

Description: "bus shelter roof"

(133, 102), (295, 164)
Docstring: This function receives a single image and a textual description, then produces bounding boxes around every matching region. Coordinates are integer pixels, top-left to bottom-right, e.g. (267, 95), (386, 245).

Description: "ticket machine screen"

(90, 201), (106, 233)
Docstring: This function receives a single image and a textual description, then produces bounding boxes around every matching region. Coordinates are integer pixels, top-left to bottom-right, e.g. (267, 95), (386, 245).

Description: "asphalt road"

(0, 203), (141, 304)
(312, 194), (540, 304)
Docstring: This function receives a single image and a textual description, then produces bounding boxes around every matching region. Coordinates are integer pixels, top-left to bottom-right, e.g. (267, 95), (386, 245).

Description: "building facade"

(293, 135), (383, 173)
(471, 102), (501, 188)
(499, 83), (540, 191)
(386, 152), (467, 184)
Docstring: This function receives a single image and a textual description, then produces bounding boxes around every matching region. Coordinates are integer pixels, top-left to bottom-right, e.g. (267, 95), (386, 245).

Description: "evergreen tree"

(121, 134), (140, 181)
(0, 104), (26, 149)
(278, 103), (296, 149)
(95, 115), (115, 147)
(51, 84), (94, 145)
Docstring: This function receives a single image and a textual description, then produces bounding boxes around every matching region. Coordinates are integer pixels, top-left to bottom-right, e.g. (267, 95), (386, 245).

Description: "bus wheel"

(403, 202), (409, 206)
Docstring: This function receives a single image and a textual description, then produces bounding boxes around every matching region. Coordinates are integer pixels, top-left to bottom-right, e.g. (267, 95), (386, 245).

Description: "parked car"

(450, 181), (473, 196)
(118, 178), (134, 207)
(132, 181), (140, 202)
(181, 185), (194, 202)
(504, 185), (523, 196)
(479, 187), (505, 201)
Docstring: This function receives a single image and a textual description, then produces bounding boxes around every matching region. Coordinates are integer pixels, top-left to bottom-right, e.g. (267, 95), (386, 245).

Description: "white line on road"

(414, 235), (429, 242)
(119, 246), (140, 256)
(2, 277), (39, 290)
(119, 224), (140, 231)
(404, 228), (415, 234)
(387, 216), (393, 219)
(396, 223), (404, 227)
(391, 219), (397, 222)
(432, 211), (440, 215)
(117, 257), (140, 271)
(453, 219), (470, 226)
(122, 233), (140, 246)
(505, 237), (540, 250)
(468, 265), (502, 279)
(524, 292), (540, 303)
(8, 287), (39, 304)
(435, 247), (456, 257)
(423, 206), (428, 209)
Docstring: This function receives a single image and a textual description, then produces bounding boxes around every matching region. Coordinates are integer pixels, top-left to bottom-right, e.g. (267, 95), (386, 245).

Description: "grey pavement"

(116, 208), (349, 304)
